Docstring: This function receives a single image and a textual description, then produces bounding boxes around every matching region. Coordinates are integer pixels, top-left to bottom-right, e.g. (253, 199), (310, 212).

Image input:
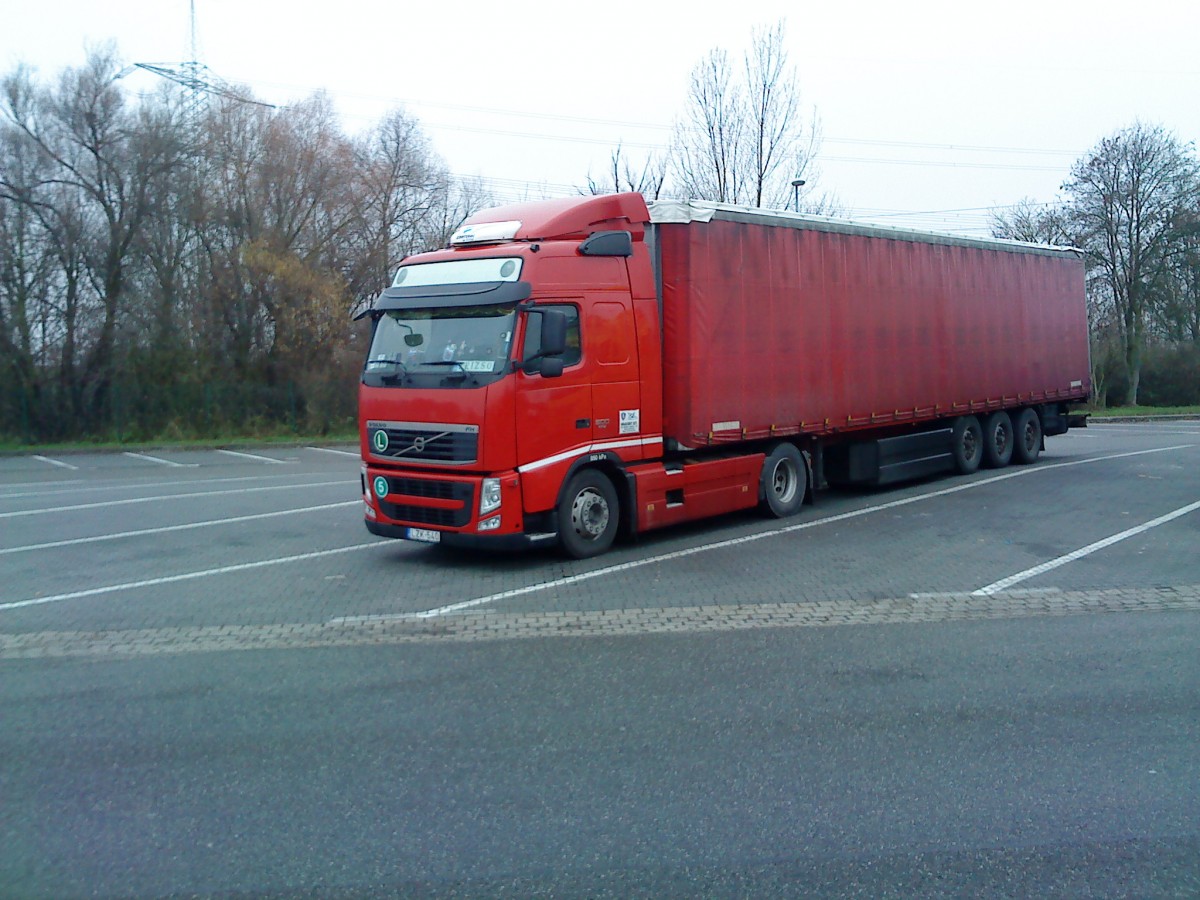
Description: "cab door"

(515, 303), (591, 509)
(586, 296), (642, 454)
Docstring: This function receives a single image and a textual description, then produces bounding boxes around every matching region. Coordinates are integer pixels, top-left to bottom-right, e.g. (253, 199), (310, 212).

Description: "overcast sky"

(4, 0), (1198, 234)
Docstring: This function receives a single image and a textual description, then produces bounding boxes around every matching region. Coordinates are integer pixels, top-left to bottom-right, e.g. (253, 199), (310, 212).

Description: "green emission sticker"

(371, 429), (389, 453)
(373, 476), (389, 499)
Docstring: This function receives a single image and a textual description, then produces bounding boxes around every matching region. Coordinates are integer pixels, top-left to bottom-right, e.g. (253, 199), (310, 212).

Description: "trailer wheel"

(759, 443), (806, 518)
(952, 416), (983, 474)
(1012, 408), (1042, 464)
(982, 411), (1014, 468)
(558, 469), (619, 559)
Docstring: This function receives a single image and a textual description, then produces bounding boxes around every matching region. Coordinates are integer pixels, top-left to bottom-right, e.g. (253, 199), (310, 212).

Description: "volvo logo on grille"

(395, 431), (450, 456)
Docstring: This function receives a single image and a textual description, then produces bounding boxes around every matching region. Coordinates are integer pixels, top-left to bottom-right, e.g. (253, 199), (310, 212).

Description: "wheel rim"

(963, 428), (979, 461)
(994, 422), (1011, 457)
(771, 459), (799, 504)
(571, 488), (610, 539)
(1023, 421), (1038, 453)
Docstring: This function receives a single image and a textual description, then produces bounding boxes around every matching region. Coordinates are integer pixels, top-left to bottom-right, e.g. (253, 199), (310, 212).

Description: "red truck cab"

(358, 193), (663, 556)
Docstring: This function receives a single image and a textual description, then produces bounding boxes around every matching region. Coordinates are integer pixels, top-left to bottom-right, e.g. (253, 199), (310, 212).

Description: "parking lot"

(3, 425), (1200, 897)
(2, 424), (1199, 644)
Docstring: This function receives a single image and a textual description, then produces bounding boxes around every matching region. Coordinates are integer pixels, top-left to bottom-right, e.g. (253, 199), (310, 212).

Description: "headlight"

(480, 477), (502, 515)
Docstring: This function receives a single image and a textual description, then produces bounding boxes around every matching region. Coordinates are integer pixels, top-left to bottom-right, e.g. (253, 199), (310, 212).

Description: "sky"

(3, 0), (1199, 236)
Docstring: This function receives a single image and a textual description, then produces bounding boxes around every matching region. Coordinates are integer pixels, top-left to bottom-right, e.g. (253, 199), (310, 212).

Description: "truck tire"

(951, 416), (983, 474)
(759, 443), (806, 518)
(982, 410), (1014, 468)
(1012, 407), (1042, 464)
(558, 468), (619, 558)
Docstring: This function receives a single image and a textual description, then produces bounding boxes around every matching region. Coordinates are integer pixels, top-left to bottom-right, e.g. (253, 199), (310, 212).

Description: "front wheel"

(759, 443), (807, 518)
(557, 469), (619, 559)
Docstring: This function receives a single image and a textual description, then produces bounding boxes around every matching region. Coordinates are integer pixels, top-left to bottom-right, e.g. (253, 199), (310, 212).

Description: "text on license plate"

(406, 527), (441, 543)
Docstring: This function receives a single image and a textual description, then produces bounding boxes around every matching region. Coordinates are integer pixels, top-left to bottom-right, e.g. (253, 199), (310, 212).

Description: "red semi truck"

(357, 192), (1089, 558)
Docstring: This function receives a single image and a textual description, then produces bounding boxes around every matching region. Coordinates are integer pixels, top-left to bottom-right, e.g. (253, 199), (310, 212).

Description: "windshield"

(363, 304), (517, 388)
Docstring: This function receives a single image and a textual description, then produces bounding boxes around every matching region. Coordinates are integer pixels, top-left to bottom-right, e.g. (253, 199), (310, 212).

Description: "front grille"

(368, 421), (478, 465)
(379, 502), (463, 527)
(377, 476), (474, 528)
(389, 478), (459, 500)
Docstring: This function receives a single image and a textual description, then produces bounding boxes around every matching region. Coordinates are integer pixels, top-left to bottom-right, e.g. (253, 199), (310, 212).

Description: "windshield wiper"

(365, 357), (408, 381)
(423, 360), (469, 378)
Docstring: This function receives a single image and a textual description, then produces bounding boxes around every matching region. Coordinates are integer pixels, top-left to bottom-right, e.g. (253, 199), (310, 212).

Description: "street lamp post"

(791, 178), (807, 212)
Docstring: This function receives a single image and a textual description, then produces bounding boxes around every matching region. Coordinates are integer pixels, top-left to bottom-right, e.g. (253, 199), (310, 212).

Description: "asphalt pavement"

(2, 425), (1199, 897)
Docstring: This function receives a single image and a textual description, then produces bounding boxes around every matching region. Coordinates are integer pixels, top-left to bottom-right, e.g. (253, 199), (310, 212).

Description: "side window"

(524, 304), (581, 368)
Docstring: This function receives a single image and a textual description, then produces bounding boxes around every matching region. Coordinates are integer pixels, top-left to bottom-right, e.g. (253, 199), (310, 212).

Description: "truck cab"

(358, 193), (663, 556)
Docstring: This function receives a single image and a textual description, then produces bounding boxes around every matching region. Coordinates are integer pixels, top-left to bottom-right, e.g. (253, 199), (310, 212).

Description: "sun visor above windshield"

(357, 281), (532, 318)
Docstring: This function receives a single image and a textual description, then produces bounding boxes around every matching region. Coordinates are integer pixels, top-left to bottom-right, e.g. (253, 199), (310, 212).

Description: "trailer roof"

(647, 199), (1083, 259)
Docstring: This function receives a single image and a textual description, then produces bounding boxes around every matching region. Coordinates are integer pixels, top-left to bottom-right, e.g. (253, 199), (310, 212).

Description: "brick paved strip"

(3, 585), (1199, 660)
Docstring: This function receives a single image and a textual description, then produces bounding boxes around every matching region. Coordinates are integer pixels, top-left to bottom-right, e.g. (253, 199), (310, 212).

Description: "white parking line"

(0, 479), (350, 519)
(0, 501), (358, 556)
(32, 455), (79, 471)
(973, 498), (1200, 595)
(216, 449), (293, 465)
(1, 473), (316, 501)
(336, 443), (1199, 622)
(308, 446), (359, 457)
(0, 542), (391, 611)
(123, 451), (198, 468)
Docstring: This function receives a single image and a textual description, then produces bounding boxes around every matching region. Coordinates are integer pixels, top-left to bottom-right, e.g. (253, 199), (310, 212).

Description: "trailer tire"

(558, 468), (619, 559)
(952, 416), (983, 474)
(1012, 407), (1042, 464)
(982, 410), (1014, 468)
(759, 443), (806, 518)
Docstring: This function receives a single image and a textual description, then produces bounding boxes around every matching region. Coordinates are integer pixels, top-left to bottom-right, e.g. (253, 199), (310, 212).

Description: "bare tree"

(418, 174), (495, 252)
(194, 92), (363, 381)
(671, 47), (744, 203)
(1, 48), (186, 429)
(347, 107), (453, 309)
(585, 143), (667, 199)
(669, 21), (822, 209)
(1063, 122), (1199, 405)
(990, 197), (1074, 245)
(1152, 207), (1200, 344)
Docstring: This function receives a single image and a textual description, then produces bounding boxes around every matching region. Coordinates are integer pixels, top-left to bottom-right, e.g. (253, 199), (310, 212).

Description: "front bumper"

(364, 518), (557, 551)
(363, 465), (554, 550)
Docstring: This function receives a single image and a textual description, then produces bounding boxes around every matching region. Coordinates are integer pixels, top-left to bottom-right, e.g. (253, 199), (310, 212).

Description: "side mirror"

(539, 310), (568, 357)
(539, 358), (565, 378)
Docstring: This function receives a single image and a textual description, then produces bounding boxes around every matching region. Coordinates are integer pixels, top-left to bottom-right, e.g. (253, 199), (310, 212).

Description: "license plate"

(406, 527), (441, 544)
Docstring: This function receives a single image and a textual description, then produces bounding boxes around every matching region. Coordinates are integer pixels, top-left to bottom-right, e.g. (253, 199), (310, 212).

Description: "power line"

(237, 77), (1086, 159)
(425, 121), (1074, 173)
